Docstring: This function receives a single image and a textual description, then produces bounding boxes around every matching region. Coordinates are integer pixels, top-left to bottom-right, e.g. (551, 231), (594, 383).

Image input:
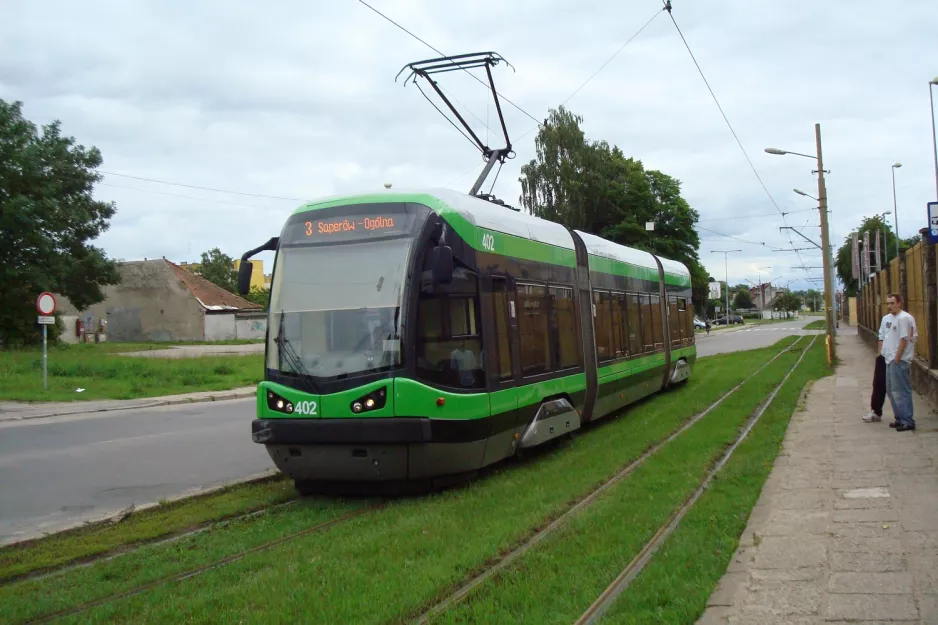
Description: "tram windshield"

(266, 203), (427, 381)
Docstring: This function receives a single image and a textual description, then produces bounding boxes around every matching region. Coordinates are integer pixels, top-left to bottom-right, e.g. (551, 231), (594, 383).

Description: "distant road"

(696, 316), (823, 358)
(0, 316), (823, 546)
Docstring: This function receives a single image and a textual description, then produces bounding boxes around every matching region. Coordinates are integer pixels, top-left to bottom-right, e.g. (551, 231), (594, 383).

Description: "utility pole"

(816, 123), (837, 360)
(711, 249), (741, 323)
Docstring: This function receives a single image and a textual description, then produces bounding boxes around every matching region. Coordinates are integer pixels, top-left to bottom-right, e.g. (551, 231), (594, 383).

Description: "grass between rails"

(803, 319), (827, 330)
(428, 344), (807, 624)
(0, 338), (797, 624)
(0, 475), (295, 584)
(597, 338), (829, 624)
(0, 342), (263, 401)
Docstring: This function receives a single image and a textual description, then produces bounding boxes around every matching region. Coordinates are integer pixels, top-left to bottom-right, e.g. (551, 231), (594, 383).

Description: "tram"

(238, 187), (696, 489)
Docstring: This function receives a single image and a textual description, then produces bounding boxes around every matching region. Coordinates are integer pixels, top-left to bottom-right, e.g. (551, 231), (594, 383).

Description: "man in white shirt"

(861, 314), (889, 422)
(882, 292), (917, 431)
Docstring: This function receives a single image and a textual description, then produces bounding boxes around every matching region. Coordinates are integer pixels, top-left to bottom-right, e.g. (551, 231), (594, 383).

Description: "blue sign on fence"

(928, 202), (938, 244)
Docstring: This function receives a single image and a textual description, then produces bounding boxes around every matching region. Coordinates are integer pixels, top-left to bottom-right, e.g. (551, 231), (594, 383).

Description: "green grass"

(0, 475), (296, 583)
(0, 339), (798, 624)
(599, 338), (829, 624)
(0, 342), (264, 401)
(428, 345), (807, 624)
(803, 319), (827, 330)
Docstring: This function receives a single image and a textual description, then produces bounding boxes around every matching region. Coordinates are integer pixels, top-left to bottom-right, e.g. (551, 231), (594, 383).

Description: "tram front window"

(266, 205), (425, 381)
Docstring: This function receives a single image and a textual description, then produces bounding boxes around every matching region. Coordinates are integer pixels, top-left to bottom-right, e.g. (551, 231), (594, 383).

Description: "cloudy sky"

(2, 0), (937, 293)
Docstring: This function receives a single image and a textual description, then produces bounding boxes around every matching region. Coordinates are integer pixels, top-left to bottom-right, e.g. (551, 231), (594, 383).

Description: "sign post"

(36, 292), (56, 391)
(928, 202), (938, 244)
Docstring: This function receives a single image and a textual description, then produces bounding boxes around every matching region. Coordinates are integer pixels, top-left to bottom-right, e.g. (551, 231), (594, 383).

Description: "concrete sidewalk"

(0, 386), (256, 422)
(698, 326), (938, 624)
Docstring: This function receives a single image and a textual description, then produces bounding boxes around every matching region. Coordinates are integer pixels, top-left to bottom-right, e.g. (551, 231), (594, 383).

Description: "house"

(55, 259), (266, 343)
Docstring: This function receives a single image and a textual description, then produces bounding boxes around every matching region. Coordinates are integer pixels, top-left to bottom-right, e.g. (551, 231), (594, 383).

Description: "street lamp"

(711, 249), (741, 323)
(793, 188), (818, 201)
(765, 124), (837, 361)
(929, 77), (938, 199)
(892, 162), (902, 259)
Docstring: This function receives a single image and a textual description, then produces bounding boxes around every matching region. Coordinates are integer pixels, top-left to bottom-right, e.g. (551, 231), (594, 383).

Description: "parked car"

(713, 315), (744, 326)
(694, 317), (706, 330)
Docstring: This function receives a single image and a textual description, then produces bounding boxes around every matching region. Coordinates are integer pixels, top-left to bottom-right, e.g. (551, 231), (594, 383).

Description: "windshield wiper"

(274, 310), (319, 395)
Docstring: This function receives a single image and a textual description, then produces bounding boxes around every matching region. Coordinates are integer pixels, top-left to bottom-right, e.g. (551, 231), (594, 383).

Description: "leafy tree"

(834, 214), (907, 297)
(733, 288), (753, 310)
(774, 291), (803, 317)
(197, 248), (237, 293)
(244, 285), (269, 310)
(0, 99), (120, 347)
(518, 105), (707, 309)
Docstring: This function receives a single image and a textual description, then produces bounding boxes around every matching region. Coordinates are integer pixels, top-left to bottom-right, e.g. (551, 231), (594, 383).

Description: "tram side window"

(611, 292), (628, 357)
(669, 296), (682, 346)
(593, 290), (614, 362)
(627, 294), (643, 355)
(491, 279), (513, 381)
(680, 298), (693, 341)
(415, 266), (485, 389)
(518, 283), (552, 376)
(650, 295), (663, 347)
(640, 294), (654, 352)
(550, 285), (580, 370)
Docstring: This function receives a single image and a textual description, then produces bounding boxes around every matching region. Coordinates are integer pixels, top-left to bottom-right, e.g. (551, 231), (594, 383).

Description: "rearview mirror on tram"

(431, 245), (454, 285)
(238, 261), (253, 295)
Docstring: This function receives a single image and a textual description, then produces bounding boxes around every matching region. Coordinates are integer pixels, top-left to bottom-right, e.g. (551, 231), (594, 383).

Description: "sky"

(2, 0), (937, 294)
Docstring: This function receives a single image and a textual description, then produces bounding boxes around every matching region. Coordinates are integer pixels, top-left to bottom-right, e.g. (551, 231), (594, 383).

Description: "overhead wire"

(659, 1), (811, 277)
(357, 0), (542, 128)
(97, 171), (303, 201)
(97, 182), (292, 212)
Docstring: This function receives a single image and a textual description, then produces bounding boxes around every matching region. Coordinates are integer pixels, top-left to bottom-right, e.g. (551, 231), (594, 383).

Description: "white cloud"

(1, 0), (936, 293)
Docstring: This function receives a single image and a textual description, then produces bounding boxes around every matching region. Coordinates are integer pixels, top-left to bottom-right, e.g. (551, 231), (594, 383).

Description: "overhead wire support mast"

(778, 226), (822, 249)
(397, 52), (516, 199)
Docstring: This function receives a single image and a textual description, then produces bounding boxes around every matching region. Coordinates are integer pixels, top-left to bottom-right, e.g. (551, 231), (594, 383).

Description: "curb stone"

(0, 387), (257, 423)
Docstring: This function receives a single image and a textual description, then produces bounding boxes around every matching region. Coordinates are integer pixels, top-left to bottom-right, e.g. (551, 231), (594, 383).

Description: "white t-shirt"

(882, 310), (917, 363)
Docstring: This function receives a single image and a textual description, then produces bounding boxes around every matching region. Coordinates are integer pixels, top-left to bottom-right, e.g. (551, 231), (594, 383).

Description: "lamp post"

(891, 162), (902, 258)
(929, 77), (938, 199)
(765, 123), (837, 362)
(711, 249), (741, 323)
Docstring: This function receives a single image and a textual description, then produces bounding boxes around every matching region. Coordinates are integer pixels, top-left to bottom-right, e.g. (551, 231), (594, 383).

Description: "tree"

(518, 105), (707, 310)
(197, 248), (237, 293)
(835, 214), (905, 297)
(0, 99), (120, 347)
(733, 288), (753, 310)
(244, 285), (269, 310)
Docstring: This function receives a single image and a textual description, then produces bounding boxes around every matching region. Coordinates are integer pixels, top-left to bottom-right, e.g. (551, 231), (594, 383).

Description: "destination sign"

(283, 210), (419, 245)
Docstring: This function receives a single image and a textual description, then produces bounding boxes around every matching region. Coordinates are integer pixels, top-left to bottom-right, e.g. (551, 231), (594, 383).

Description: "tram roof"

(293, 188), (691, 287)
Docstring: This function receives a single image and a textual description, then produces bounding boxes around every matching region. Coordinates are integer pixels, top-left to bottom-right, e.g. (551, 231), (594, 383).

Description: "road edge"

(0, 387), (257, 423)
(0, 468), (282, 549)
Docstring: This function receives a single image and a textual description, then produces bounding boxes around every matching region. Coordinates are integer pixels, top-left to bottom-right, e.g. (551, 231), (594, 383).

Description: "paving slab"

(697, 326), (938, 624)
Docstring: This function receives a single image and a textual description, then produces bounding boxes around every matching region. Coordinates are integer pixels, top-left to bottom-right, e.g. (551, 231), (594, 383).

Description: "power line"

(697, 207), (815, 223)
(97, 182), (291, 211)
(660, 1), (811, 275)
(357, 0), (542, 128)
(515, 6), (666, 144)
(697, 225), (787, 250)
(98, 171), (303, 202)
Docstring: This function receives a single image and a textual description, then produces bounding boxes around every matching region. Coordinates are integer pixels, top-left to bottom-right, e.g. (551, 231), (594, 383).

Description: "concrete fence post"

(920, 227), (938, 369)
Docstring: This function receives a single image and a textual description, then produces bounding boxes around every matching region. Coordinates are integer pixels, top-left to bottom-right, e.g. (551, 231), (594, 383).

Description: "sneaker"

(862, 411), (882, 423)
(895, 423), (916, 432)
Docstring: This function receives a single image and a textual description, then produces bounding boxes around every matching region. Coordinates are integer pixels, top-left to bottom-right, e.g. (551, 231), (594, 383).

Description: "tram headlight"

(349, 386), (387, 414)
(266, 389), (294, 415)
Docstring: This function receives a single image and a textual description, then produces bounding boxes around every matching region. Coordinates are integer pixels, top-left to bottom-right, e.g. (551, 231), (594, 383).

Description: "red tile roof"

(165, 260), (263, 311)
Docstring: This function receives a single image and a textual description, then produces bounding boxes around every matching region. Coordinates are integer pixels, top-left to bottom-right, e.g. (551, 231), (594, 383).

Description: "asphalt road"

(0, 316), (824, 546)
(0, 399), (269, 546)
(695, 316), (822, 358)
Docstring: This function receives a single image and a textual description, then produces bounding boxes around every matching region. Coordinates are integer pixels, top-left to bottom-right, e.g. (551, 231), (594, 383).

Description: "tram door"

(481, 276), (520, 464)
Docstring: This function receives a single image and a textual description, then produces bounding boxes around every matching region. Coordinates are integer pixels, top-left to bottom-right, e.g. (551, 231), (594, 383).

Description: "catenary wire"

(357, 0), (542, 128)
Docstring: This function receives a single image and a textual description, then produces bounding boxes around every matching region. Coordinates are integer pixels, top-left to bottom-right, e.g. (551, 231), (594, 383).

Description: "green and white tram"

(238, 188), (696, 488)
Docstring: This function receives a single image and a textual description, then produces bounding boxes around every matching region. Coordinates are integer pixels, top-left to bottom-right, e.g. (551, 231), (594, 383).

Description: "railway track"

(15, 336), (808, 624)
(572, 334), (818, 625)
(411, 335), (808, 624)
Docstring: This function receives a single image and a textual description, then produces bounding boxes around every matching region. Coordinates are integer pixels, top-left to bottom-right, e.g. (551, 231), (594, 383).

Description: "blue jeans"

(886, 361), (914, 427)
